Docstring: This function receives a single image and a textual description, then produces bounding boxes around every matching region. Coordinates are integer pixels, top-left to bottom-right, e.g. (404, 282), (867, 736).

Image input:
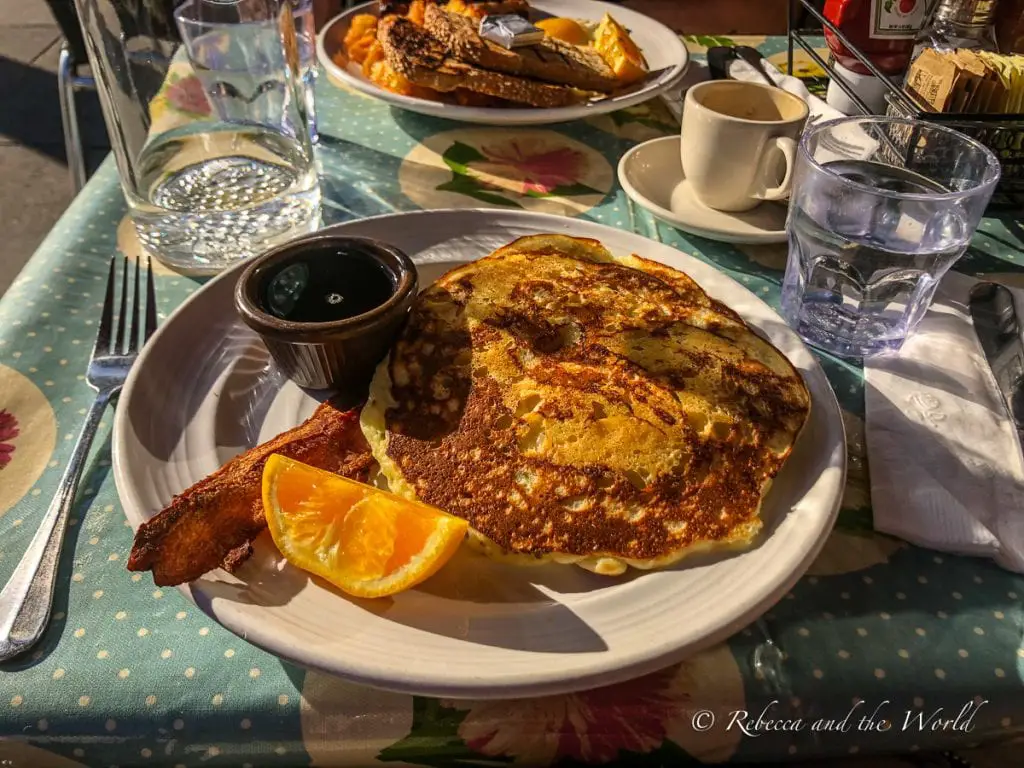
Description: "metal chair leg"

(58, 41), (88, 194)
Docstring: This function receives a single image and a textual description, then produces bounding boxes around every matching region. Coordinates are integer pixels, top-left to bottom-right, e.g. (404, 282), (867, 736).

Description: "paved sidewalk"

(0, 0), (109, 295)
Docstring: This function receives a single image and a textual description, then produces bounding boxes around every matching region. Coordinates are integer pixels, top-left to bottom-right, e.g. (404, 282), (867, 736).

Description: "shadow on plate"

(198, 537), (609, 654)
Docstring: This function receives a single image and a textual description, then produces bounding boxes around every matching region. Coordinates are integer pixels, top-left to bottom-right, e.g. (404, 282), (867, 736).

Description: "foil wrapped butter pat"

(479, 14), (545, 49)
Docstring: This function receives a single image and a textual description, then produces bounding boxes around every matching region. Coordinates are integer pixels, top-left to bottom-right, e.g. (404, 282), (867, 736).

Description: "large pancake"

(360, 235), (810, 575)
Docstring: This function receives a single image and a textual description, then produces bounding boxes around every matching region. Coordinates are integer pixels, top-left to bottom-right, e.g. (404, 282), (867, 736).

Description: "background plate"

(316, 0), (689, 126)
(113, 209), (845, 699)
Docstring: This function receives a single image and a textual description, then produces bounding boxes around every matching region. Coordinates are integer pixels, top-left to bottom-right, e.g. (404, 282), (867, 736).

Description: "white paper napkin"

(865, 270), (1024, 574)
(662, 57), (845, 124)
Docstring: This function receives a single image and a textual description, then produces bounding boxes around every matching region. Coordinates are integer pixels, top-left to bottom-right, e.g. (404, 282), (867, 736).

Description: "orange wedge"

(262, 455), (468, 598)
(536, 17), (591, 47)
(593, 14), (648, 85)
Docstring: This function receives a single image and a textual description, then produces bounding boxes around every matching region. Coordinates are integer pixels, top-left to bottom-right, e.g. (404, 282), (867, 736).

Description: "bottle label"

(870, 0), (931, 39)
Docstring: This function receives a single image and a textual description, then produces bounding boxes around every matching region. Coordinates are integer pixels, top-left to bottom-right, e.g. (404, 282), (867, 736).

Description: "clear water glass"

(75, 0), (320, 274)
(781, 116), (1000, 358)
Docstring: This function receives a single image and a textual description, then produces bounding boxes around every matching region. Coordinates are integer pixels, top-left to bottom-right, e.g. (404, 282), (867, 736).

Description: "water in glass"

(781, 117), (999, 358)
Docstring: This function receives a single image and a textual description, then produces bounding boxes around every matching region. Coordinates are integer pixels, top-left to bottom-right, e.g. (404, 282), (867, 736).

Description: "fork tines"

(93, 253), (158, 359)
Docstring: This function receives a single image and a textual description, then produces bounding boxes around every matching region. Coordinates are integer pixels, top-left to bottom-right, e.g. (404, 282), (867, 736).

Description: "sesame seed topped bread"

(361, 235), (811, 576)
(423, 3), (619, 92)
(377, 15), (587, 108)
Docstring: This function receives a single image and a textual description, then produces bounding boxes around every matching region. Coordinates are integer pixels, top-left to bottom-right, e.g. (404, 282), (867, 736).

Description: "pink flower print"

(451, 666), (681, 764)
(0, 409), (19, 469)
(477, 140), (588, 195)
(166, 75), (212, 117)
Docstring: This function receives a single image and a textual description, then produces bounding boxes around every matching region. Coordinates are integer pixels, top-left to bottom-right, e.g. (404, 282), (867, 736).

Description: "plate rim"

(113, 208), (845, 698)
(618, 135), (789, 245)
(314, 0), (690, 126)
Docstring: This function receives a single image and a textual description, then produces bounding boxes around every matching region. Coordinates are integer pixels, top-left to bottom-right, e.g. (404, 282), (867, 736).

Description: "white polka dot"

(71, 573), (84, 582)
(973, 575), (983, 584)
(813, 669), (823, 679)
(161, 649), (172, 659)
(141, 748), (152, 758)
(37, 719), (48, 731)
(212, 693), (224, 707)
(97, 650), (109, 659)
(115, 611), (127, 620)
(131, 574), (141, 582)
(88, 537), (99, 545)
(73, 749), (84, 758)
(880, 611), (891, 620)
(249, 668), (261, 678)
(874, 668), (886, 679)
(73, 628), (85, 638)
(952, 591), (962, 600)
(896, 592), (906, 600)
(915, 627), (926, 636)
(856, 628), (867, 637)
(152, 590), (163, 599)
(959, 649), (969, 658)
(837, 650), (850, 659)
(199, 627), (209, 636)
(10, 695), (23, 707)
(224, 649), (235, 658)
(898, 649), (910, 659)
(937, 611), (948, 619)
(108, 553), (119, 561)
(974, 627), (985, 636)
(1010, 591), (1018, 599)
(137, 628), (149, 637)
(206, 747), (221, 758)
(994, 611), (1004, 619)
(79, 695), (90, 707)
(118, 669), (130, 679)
(995, 668), (1006, 678)
(274, 747), (286, 756)
(840, 592), (850, 599)
(862, 576), (872, 584)
(145, 695), (157, 706)
(176, 611), (186, 620)
(935, 669), (946, 680)
(797, 627), (809, 637)
(240, 718), (251, 729)
(184, 667), (195, 679)
(1017, 649), (1024, 659)
(52, 668), (65, 680)
(1002, 717), (1012, 728)
(105, 719), (116, 732)
(93, 590), (104, 599)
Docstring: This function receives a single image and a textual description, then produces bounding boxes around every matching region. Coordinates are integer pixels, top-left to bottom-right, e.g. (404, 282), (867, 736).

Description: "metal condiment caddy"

(787, 0), (1024, 207)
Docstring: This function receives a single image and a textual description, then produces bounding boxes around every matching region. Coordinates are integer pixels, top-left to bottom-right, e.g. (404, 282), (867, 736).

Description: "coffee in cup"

(681, 80), (809, 213)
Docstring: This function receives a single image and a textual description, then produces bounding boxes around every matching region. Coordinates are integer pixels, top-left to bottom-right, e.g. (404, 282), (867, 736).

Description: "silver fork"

(0, 254), (157, 661)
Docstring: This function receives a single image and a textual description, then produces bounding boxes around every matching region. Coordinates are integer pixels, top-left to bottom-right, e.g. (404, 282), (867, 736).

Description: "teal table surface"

(0, 35), (1023, 768)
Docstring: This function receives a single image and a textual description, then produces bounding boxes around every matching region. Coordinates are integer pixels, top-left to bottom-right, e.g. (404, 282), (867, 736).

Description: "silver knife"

(969, 281), (1024, 443)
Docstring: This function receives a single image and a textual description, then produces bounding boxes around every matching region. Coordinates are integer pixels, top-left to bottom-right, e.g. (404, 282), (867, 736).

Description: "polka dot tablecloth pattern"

(0, 35), (1023, 767)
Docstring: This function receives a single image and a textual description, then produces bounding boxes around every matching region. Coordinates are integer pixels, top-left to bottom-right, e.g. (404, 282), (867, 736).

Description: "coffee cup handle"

(753, 136), (797, 202)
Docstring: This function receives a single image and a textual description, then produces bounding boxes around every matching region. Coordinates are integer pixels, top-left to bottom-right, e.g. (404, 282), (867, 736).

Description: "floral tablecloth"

(1, 35), (1023, 768)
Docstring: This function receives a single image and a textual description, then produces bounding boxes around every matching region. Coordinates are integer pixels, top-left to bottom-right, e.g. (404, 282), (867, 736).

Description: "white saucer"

(618, 135), (789, 244)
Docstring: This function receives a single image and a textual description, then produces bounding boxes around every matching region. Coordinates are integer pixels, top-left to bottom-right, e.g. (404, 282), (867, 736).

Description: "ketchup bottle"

(824, 0), (934, 75)
(823, 0), (934, 114)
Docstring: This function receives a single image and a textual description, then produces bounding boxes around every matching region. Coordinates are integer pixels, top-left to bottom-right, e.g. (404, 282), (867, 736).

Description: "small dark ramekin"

(234, 233), (418, 396)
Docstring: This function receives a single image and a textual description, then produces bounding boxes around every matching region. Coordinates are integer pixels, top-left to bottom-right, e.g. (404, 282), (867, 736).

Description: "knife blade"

(969, 281), (1024, 442)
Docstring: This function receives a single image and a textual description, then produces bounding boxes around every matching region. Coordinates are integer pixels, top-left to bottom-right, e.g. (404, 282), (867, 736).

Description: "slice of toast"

(424, 4), (618, 92)
(377, 15), (587, 108)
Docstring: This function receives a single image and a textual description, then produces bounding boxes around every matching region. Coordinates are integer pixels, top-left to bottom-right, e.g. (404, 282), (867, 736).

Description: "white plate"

(619, 135), (789, 244)
(316, 0), (689, 126)
(113, 209), (845, 699)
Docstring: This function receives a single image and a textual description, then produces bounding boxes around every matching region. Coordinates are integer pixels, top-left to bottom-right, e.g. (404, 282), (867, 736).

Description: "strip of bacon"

(127, 401), (374, 586)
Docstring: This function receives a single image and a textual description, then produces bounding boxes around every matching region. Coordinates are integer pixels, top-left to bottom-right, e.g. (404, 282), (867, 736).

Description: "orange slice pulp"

(262, 455), (468, 598)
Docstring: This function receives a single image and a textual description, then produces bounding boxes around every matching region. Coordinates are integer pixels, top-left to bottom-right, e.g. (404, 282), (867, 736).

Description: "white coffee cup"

(681, 80), (809, 213)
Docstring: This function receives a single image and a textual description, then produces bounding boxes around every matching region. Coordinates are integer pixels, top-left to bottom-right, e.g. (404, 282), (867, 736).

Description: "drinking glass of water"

(75, 0), (320, 274)
(781, 116), (1000, 358)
